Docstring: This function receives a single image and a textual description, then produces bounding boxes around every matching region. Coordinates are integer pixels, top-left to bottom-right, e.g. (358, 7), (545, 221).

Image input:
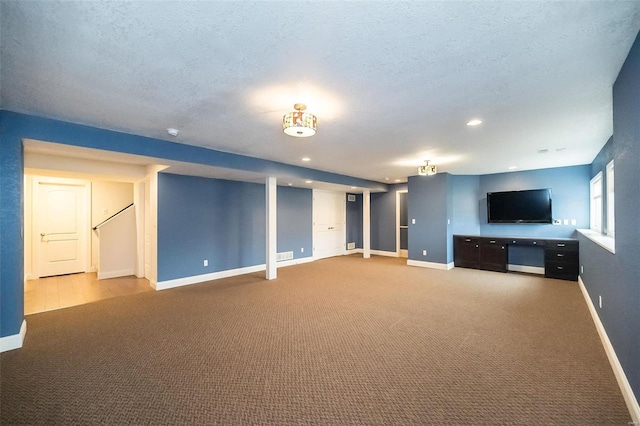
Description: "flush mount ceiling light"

(418, 160), (437, 176)
(283, 103), (317, 137)
(466, 119), (482, 126)
(167, 128), (179, 136)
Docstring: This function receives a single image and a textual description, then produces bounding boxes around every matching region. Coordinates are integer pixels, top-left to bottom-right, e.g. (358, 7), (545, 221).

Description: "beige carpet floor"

(0, 255), (630, 425)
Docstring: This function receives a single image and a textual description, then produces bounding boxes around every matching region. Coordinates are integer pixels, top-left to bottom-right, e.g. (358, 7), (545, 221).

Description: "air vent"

(347, 194), (356, 202)
(347, 242), (356, 250)
(276, 251), (294, 262)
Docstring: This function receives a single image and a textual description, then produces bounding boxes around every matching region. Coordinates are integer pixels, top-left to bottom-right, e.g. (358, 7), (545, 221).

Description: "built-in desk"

(453, 235), (579, 281)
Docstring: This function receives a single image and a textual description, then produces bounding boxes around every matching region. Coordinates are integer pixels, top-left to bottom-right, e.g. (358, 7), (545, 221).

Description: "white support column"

(266, 177), (277, 280)
(363, 190), (371, 259)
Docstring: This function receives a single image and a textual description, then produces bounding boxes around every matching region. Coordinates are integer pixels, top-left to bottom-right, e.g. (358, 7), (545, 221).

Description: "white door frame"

(396, 189), (408, 258)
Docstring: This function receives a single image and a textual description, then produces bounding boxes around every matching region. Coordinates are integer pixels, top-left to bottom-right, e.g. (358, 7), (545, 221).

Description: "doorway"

(396, 190), (408, 258)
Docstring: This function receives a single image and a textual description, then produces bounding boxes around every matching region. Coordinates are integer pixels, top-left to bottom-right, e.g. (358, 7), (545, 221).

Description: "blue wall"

(0, 111), (24, 338)
(408, 174), (450, 264)
(479, 165), (590, 238)
(451, 175), (480, 237)
(158, 174), (266, 281)
(580, 31), (640, 401)
(371, 184), (407, 253)
(346, 193), (363, 249)
(277, 186), (313, 259)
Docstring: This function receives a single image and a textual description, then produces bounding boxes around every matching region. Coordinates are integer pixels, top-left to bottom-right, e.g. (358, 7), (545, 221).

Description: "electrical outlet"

(599, 295), (602, 309)
(422, 250), (427, 256)
(581, 265), (584, 274)
(301, 247), (304, 253)
(571, 219), (577, 226)
(203, 259), (208, 267)
(563, 219), (569, 225)
(447, 219), (450, 225)
(412, 218), (416, 224)
(103, 208), (108, 215)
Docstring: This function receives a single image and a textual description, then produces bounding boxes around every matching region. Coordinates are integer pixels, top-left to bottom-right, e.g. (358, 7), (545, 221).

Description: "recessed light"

(167, 128), (179, 136)
(508, 166), (517, 170)
(305, 180), (313, 184)
(302, 157), (311, 162)
(395, 179), (402, 182)
(287, 183), (293, 186)
(466, 119), (482, 126)
(384, 177), (390, 181)
(351, 186), (357, 189)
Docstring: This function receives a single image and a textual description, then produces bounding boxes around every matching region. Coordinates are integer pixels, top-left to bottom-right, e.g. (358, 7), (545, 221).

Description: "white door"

(34, 178), (89, 278)
(313, 190), (346, 260)
(144, 178), (152, 278)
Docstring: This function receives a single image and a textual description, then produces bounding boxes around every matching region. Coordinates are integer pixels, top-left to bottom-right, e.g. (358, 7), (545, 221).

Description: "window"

(606, 160), (614, 237)
(590, 172), (603, 233)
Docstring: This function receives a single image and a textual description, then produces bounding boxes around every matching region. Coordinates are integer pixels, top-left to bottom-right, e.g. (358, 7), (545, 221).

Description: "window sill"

(577, 229), (615, 254)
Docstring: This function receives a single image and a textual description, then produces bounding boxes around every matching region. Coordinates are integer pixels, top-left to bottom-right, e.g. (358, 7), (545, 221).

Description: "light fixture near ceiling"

(418, 160), (437, 176)
(466, 119), (482, 126)
(283, 103), (317, 137)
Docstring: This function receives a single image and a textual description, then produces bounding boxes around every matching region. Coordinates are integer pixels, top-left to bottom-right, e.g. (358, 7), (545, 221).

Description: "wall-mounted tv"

(487, 189), (552, 224)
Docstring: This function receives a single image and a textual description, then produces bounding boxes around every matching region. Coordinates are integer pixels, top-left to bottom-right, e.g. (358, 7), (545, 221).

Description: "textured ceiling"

(2, 1), (640, 182)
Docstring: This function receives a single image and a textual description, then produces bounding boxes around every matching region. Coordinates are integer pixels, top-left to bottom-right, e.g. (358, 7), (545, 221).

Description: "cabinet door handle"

(557, 253), (564, 257)
(557, 243), (565, 247)
(465, 239), (471, 242)
(489, 240), (496, 244)
(475, 245), (478, 248)
(557, 266), (564, 270)
(533, 241), (537, 245)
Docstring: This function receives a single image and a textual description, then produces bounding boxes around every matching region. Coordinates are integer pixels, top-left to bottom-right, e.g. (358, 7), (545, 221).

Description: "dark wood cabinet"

(479, 238), (507, 272)
(544, 240), (579, 281)
(453, 236), (479, 268)
(454, 235), (578, 281)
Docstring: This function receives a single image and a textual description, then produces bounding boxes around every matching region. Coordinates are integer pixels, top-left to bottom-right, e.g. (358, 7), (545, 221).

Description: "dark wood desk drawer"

(547, 240), (578, 251)
(545, 249), (578, 264)
(545, 261), (579, 281)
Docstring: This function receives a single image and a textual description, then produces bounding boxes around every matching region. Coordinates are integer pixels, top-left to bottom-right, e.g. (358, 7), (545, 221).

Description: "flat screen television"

(487, 189), (552, 224)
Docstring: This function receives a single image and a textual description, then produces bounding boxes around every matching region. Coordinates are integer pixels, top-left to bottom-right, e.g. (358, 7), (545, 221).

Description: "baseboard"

(98, 268), (135, 280)
(407, 259), (454, 270)
(578, 276), (639, 424)
(0, 320), (27, 353)
(346, 248), (363, 255)
(276, 256), (314, 268)
(370, 250), (398, 257)
(155, 264), (266, 290)
(507, 264), (545, 275)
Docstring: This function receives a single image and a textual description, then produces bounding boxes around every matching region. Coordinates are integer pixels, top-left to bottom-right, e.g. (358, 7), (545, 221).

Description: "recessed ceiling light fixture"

(418, 160), (437, 176)
(302, 157), (311, 162)
(283, 103), (317, 137)
(395, 179), (402, 182)
(167, 128), (179, 136)
(466, 119), (482, 126)
(508, 166), (518, 170)
(305, 180), (313, 184)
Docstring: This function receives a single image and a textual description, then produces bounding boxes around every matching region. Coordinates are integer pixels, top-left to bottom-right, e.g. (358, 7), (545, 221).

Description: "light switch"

(411, 219), (416, 224)
(563, 219), (569, 225)
(571, 219), (577, 226)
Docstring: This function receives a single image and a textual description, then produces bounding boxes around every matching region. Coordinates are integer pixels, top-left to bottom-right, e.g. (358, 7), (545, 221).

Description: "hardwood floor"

(25, 273), (153, 315)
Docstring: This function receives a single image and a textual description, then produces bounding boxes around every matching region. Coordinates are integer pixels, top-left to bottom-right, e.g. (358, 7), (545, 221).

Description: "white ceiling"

(2, 1), (640, 183)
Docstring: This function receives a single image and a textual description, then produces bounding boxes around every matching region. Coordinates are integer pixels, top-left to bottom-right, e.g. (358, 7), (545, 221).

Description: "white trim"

(577, 228), (615, 254)
(578, 276), (639, 424)
(0, 320), (27, 353)
(407, 259), (454, 270)
(507, 264), (545, 275)
(363, 190), (371, 259)
(97, 268), (135, 280)
(371, 250), (399, 258)
(155, 264), (266, 290)
(276, 256), (314, 268)
(346, 248), (363, 255)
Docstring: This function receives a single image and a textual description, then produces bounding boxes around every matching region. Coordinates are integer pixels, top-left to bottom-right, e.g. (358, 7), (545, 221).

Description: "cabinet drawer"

(545, 262), (578, 281)
(547, 240), (578, 251)
(545, 249), (578, 264)
(507, 238), (545, 247)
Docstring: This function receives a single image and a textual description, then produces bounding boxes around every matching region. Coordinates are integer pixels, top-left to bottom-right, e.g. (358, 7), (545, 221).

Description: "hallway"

(25, 273), (152, 315)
